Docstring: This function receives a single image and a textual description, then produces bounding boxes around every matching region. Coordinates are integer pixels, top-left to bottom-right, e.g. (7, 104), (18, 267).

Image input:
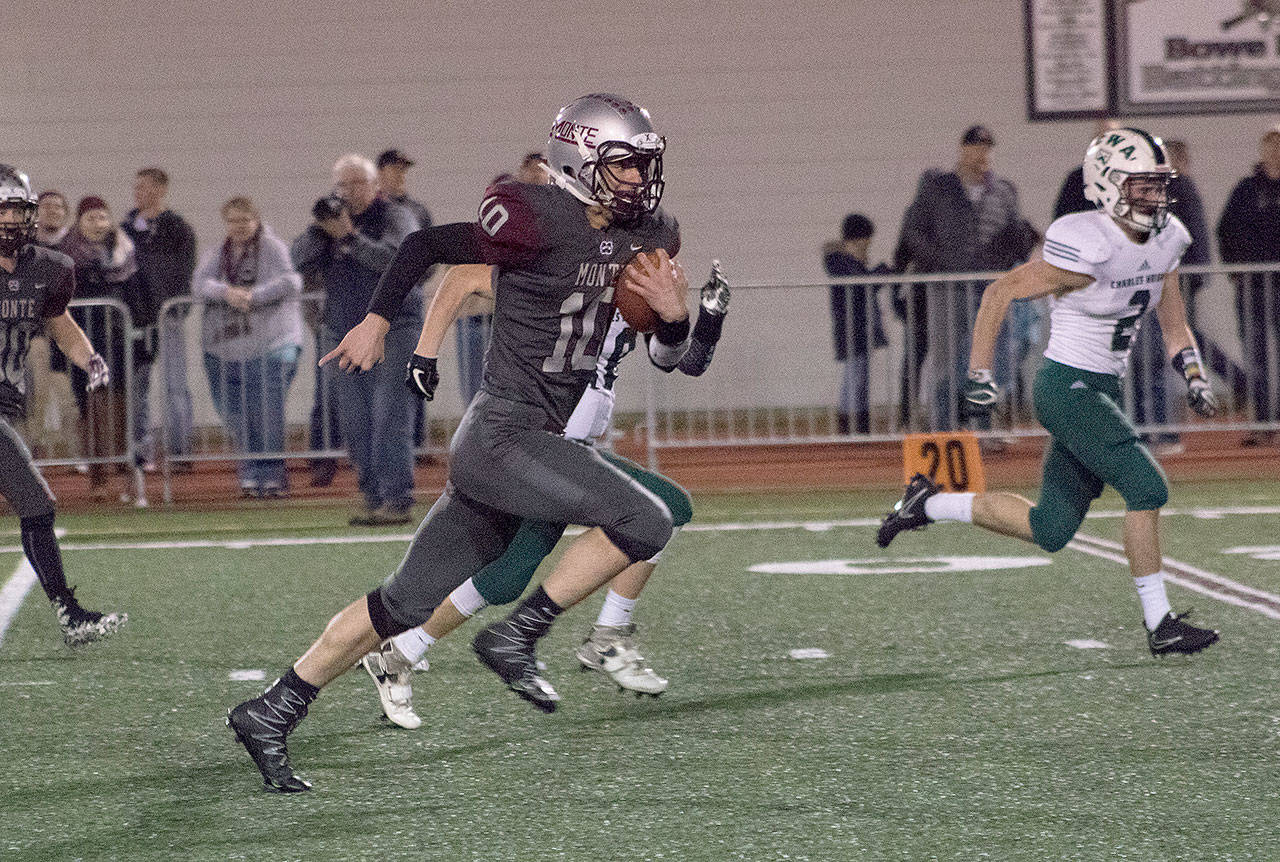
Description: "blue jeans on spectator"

(159, 312), (193, 456)
(837, 354), (870, 434)
(929, 281), (988, 432)
(993, 299), (1043, 421)
(321, 323), (417, 510)
(204, 346), (300, 490)
(456, 313), (491, 405)
(1129, 317), (1174, 443)
(309, 328), (343, 454)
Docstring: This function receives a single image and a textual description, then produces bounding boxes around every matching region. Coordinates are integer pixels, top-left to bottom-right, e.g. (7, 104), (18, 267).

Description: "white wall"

(8, 1), (1274, 419)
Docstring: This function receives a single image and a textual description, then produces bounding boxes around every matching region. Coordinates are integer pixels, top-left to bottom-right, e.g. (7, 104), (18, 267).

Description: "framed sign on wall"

(1025, 0), (1112, 120)
(1116, 0), (1280, 115)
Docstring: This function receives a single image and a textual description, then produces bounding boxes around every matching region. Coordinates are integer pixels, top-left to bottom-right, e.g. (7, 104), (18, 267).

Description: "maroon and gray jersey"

(0, 245), (74, 419)
(476, 181), (679, 430)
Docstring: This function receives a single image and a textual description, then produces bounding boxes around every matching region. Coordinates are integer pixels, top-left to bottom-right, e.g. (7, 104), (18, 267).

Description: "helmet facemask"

(1110, 169), (1175, 233)
(0, 201), (36, 257)
(588, 139), (665, 219)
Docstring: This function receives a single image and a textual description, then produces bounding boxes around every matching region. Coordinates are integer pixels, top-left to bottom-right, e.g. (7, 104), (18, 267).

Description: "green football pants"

(1027, 360), (1168, 552)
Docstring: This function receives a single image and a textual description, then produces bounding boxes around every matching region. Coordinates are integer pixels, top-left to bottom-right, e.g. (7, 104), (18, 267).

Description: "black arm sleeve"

(677, 308), (726, 376)
(367, 222), (485, 321)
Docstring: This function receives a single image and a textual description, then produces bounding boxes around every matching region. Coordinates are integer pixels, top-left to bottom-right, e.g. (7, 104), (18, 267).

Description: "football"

(613, 250), (663, 333)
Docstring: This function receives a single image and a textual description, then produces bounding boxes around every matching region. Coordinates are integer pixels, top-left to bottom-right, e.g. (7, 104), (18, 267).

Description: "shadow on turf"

(570, 661), (1153, 727)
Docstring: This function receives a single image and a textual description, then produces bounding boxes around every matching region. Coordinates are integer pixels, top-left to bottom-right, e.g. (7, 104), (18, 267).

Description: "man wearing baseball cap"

(893, 122), (1027, 431)
(376, 148), (431, 230)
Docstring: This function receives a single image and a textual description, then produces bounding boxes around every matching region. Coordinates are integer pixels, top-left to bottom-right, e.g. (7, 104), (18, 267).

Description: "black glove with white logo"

(404, 354), (439, 400)
(960, 368), (999, 419)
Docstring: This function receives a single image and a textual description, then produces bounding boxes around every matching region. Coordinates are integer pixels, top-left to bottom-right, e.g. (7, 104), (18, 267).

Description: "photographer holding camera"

(291, 153), (418, 525)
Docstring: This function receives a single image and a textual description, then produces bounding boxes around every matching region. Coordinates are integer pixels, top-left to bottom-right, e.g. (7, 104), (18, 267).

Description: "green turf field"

(2, 481), (1278, 861)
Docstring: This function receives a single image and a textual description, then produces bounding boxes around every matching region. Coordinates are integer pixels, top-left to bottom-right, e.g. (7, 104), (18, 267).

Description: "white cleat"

(575, 623), (669, 697)
(361, 643), (422, 729)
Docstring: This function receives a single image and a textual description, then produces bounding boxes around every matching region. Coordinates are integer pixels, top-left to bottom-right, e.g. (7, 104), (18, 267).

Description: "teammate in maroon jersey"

(0, 164), (126, 647)
(229, 94), (691, 792)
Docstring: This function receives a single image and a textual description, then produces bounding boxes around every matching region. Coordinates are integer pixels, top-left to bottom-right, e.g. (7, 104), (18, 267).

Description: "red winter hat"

(76, 195), (109, 218)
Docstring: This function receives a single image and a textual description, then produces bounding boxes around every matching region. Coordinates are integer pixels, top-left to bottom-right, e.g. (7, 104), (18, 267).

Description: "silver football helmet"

(0, 164), (36, 256)
(1082, 128), (1175, 233)
(545, 93), (665, 218)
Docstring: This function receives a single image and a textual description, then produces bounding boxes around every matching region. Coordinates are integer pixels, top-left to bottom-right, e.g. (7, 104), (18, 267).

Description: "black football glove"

(85, 353), (110, 391)
(700, 260), (730, 316)
(404, 354), (439, 400)
(1172, 346), (1218, 418)
(961, 368), (999, 419)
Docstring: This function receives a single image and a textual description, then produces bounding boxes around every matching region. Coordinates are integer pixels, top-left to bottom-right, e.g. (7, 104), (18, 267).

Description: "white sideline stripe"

(1068, 533), (1280, 621)
(1073, 533), (1280, 603)
(0, 558), (39, 648)
(4, 503), (1280, 555)
(0, 680), (56, 686)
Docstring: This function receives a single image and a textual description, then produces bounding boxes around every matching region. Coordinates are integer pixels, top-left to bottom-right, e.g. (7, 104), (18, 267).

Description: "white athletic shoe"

(575, 623), (669, 696)
(361, 643), (422, 729)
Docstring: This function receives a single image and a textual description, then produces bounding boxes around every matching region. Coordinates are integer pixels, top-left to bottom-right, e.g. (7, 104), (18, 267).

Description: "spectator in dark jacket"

(292, 153), (418, 525)
(121, 167), (197, 468)
(58, 196), (137, 496)
(1217, 124), (1280, 444)
(824, 213), (888, 434)
(895, 125), (1024, 431)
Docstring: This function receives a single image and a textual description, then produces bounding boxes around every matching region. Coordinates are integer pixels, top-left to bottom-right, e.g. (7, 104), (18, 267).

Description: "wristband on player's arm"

(1170, 345), (1205, 380)
(654, 315), (690, 347)
(677, 305), (727, 376)
(367, 222), (484, 322)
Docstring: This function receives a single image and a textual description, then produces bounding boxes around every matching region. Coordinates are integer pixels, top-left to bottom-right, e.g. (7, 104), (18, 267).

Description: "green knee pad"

(600, 451), (694, 527)
(472, 519), (566, 606)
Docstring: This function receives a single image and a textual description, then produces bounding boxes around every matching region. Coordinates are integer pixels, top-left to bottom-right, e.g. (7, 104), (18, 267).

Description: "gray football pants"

(0, 416), (55, 518)
(377, 391), (673, 630)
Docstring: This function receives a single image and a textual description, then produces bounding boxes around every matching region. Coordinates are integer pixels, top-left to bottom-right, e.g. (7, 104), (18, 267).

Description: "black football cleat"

(472, 622), (561, 714)
(1147, 609), (1220, 657)
(52, 588), (127, 647)
(227, 692), (313, 793)
(876, 473), (939, 548)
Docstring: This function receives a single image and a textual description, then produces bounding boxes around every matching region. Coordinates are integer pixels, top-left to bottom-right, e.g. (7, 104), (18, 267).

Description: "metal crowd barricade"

(642, 264), (1280, 469)
(152, 292), (450, 504)
(29, 296), (144, 501)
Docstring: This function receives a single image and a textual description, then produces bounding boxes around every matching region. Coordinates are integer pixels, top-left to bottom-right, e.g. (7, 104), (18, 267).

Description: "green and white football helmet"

(1083, 128), (1175, 234)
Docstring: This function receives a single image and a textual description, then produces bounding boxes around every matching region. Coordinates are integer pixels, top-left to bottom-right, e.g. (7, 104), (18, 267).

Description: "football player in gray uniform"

(229, 93), (693, 792)
(0, 164), (126, 647)
(360, 259), (729, 729)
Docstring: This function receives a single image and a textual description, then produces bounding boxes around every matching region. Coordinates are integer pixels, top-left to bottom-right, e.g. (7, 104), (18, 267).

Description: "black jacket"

(121, 208), (197, 326)
(1217, 165), (1280, 264)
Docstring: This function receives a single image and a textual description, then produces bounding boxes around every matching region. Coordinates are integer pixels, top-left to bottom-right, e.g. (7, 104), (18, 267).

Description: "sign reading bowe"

(1118, 0), (1280, 115)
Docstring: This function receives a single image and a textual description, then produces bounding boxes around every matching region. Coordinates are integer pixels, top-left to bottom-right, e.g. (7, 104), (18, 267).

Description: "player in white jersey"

(361, 259), (729, 727)
(878, 128), (1221, 657)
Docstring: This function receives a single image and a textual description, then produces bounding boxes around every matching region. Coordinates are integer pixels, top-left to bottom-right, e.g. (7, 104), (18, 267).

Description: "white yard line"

(0, 558), (38, 648)
(3, 513), (1278, 643)
(1068, 532), (1280, 620)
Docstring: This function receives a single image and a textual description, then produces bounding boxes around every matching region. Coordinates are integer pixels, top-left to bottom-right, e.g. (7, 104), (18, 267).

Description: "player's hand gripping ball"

(613, 250), (664, 333)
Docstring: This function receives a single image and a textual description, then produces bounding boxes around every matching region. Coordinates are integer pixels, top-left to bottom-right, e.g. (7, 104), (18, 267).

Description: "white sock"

(448, 578), (488, 617)
(1134, 571), (1173, 631)
(595, 589), (637, 627)
(391, 626), (436, 664)
(924, 492), (974, 523)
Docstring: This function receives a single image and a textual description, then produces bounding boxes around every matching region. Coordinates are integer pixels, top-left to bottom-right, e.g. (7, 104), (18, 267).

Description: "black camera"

(312, 193), (346, 221)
